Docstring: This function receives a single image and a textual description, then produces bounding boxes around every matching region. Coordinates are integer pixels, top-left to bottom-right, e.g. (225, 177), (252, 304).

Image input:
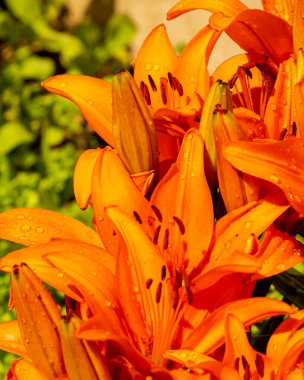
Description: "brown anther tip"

(216, 79), (223, 84)
(146, 278), (153, 289)
(161, 265), (167, 281)
(133, 210), (143, 224)
(115, 69), (127, 76)
(13, 265), (19, 275)
(151, 205), (163, 222)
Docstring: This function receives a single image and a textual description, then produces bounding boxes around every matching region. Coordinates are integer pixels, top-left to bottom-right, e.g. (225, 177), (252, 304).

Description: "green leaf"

(20, 55), (55, 80)
(0, 122), (33, 154)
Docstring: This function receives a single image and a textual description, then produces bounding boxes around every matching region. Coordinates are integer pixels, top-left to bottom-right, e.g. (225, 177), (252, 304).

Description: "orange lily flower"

(42, 23), (221, 182)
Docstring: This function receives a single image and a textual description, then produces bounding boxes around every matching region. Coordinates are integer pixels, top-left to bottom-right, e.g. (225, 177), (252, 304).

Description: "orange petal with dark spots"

(42, 74), (114, 146)
(223, 313), (277, 379)
(134, 24), (177, 112)
(0, 208), (103, 247)
(151, 129), (214, 274)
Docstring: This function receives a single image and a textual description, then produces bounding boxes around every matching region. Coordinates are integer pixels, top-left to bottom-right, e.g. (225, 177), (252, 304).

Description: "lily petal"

(10, 264), (64, 378)
(0, 321), (28, 358)
(224, 138), (304, 215)
(174, 25), (221, 103)
(134, 24), (178, 112)
(267, 309), (304, 363)
(0, 208), (102, 247)
(264, 57), (296, 140)
(226, 9), (292, 64)
(42, 74), (114, 146)
(151, 129), (214, 274)
(184, 297), (295, 354)
(73, 148), (101, 210)
(261, 0), (292, 23)
(167, 0), (247, 30)
(45, 246), (120, 321)
(6, 359), (49, 380)
(91, 147), (151, 254)
(252, 227), (304, 280)
(223, 313), (277, 379)
(164, 349), (241, 379)
(210, 192), (289, 266)
(59, 314), (111, 380)
(77, 322), (151, 375)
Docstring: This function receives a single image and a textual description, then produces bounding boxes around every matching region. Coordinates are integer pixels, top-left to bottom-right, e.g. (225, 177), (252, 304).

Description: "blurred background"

(0, 0), (262, 376)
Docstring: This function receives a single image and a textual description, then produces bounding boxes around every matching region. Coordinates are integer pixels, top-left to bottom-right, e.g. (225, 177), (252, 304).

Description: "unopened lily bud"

(112, 69), (159, 177)
(199, 80), (232, 192)
(10, 264), (64, 378)
(213, 107), (259, 212)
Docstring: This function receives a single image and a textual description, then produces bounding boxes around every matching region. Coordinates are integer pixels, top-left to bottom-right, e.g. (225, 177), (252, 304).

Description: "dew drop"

(189, 76), (195, 83)
(36, 227), (44, 233)
(272, 344), (278, 351)
(269, 174), (280, 184)
(270, 103), (277, 111)
(17, 215), (25, 220)
(186, 133), (193, 140)
(183, 152), (189, 159)
(153, 64), (160, 71)
(87, 100), (93, 105)
(57, 272), (64, 279)
(225, 241), (231, 249)
(180, 174), (185, 180)
(145, 62), (152, 71)
(276, 263), (286, 271)
(60, 82), (67, 88)
(190, 172), (196, 177)
(21, 224), (31, 232)
(244, 221), (253, 229)
(180, 352), (188, 358)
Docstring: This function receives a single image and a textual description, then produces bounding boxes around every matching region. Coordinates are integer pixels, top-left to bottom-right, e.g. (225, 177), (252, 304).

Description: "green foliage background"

(0, 0), (135, 376)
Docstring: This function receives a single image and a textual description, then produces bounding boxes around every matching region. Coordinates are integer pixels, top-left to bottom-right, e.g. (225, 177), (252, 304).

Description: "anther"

(172, 216), (185, 235)
(155, 282), (162, 303)
(173, 76), (184, 96)
(234, 357), (240, 371)
(163, 228), (169, 250)
(292, 121), (297, 136)
(255, 353), (264, 377)
(161, 265), (166, 281)
(133, 210), (142, 224)
(168, 72), (174, 88)
(13, 265), (19, 276)
(241, 355), (249, 370)
(140, 81), (151, 105)
(146, 278), (153, 289)
(160, 77), (168, 104)
(151, 205), (163, 222)
(153, 225), (161, 245)
(148, 75), (157, 92)
(279, 128), (288, 140)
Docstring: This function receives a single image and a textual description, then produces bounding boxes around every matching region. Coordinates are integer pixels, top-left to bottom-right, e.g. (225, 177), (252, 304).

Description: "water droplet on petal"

(244, 221), (253, 229)
(153, 64), (160, 71)
(60, 82), (67, 88)
(270, 103), (277, 111)
(269, 174), (280, 184)
(36, 227), (44, 233)
(21, 224), (31, 232)
(145, 62), (152, 71)
(57, 272), (64, 279)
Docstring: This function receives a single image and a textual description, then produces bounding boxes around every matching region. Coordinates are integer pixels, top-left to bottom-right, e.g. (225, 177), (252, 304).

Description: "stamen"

(173, 287), (179, 310)
(153, 225), (161, 245)
(172, 216), (185, 235)
(13, 265), (19, 275)
(292, 121), (297, 136)
(161, 265), (166, 281)
(140, 81), (151, 105)
(155, 282), (162, 303)
(151, 205), (163, 222)
(163, 228), (169, 250)
(147, 215), (155, 226)
(133, 210), (142, 224)
(241, 355), (249, 370)
(255, 353), (264, 377)
(112, 230), (117, 236)
(168, 72), (174, 88)
(173, 77), (184, 96)
(160, 78), (168, 105)
(234, 357), (240, 371)
(148, 75), (157, 92)
(279, 128), (288, 140)
(146, 278), (153, 289)
(244, 364), (251, 380)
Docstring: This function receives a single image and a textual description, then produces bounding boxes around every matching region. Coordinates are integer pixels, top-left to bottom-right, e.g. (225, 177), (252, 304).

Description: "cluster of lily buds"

(1, 0), (304, 379)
